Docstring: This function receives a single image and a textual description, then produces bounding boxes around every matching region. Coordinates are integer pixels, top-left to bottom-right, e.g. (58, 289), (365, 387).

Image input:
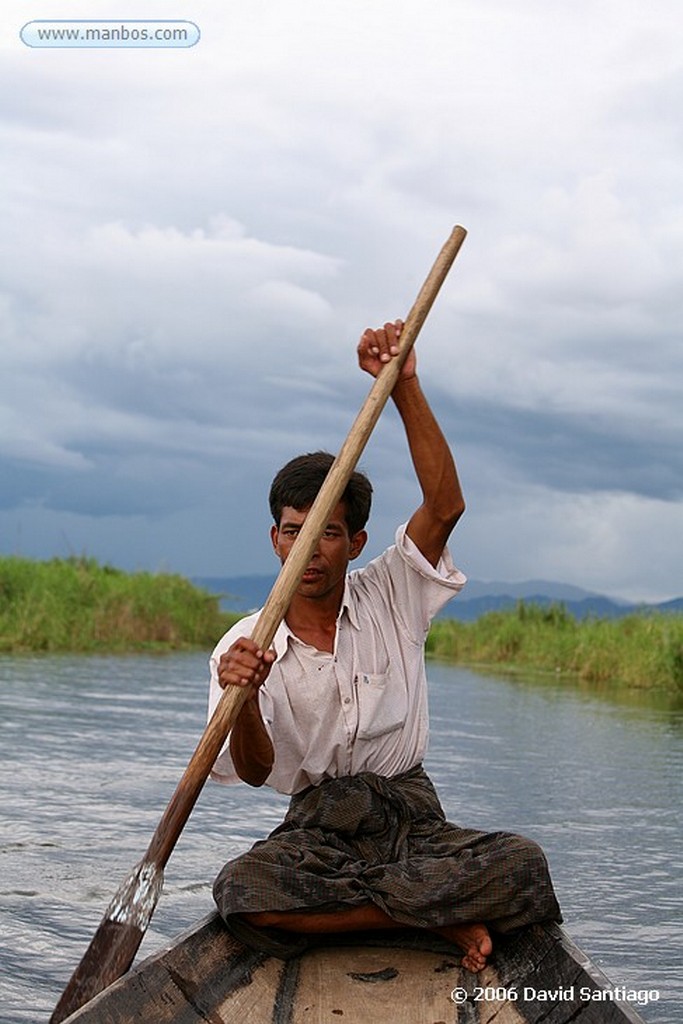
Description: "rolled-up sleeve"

(383, 524), (466, 641)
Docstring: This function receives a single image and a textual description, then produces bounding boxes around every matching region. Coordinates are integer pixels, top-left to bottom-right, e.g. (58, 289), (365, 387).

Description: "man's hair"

(269, 452), (372, 536)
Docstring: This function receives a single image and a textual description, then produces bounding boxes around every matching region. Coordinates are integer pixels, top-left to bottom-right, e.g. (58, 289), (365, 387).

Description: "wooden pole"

(50, 225), (467, 1023)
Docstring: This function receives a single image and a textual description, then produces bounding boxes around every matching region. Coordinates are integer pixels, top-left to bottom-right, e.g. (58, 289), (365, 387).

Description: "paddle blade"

(50, 860), (164, 1023)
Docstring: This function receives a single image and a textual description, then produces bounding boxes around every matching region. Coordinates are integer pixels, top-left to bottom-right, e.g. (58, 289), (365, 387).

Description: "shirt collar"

(341, 576), (361, 630)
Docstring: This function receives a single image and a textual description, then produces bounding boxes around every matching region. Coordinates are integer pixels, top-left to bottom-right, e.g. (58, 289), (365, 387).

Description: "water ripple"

(1, 654), (680, 1023)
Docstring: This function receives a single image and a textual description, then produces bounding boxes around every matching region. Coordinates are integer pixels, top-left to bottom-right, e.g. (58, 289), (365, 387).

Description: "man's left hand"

(357, 319), (415, 380)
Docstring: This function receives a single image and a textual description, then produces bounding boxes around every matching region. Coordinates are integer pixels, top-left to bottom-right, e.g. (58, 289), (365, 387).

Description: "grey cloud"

(1, 0), (682, 600)
(443, 398), (682, 503)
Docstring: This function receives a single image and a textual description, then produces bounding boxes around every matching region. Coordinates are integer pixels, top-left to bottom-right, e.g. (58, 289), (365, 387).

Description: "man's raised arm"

(358, 320), (465, 567)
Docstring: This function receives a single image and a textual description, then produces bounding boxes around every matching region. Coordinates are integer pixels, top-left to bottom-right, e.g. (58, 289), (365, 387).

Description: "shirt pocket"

(355, 671), (407, 740)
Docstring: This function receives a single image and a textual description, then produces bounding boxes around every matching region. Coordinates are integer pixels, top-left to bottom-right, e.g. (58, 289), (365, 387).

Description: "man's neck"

(284, 587), (344, 654)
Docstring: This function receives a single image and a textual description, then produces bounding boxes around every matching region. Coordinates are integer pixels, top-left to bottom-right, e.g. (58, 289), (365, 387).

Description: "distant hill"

(453, 579), (627, 604)
(194, 574), (682, 621)
(195, 575), (278, 614)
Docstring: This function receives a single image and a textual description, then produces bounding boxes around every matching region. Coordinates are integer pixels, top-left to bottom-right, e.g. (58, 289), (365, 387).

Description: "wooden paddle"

(50, 224), (467, 1023)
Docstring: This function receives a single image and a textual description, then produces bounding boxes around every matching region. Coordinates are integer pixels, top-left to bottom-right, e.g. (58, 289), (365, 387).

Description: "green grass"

(0, 555), (239, 653)
(426, 601), (683, 691)
(3, 558), (681, 692)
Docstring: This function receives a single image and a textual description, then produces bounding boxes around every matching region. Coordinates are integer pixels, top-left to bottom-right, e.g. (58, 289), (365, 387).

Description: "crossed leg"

(243, 904), (492, 972)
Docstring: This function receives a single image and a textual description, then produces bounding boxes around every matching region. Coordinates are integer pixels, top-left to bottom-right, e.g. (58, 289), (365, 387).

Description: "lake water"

(1, 653), (681, 1023)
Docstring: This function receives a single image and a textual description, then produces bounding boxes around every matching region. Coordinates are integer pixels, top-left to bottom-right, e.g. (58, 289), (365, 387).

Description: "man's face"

(270, 501), (367, 600)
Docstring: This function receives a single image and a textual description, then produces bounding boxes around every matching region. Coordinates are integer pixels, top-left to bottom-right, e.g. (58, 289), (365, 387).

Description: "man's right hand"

(220, 638), (276, 786)
(217, 638), (275, 697)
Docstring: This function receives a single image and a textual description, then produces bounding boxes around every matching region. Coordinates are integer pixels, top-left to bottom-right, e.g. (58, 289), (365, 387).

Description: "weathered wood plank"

(61, 915), (646, 1024)
(285, 944), (461, 1023)
(458, 924), (646, 1024)
(61, 915), (281, 1024)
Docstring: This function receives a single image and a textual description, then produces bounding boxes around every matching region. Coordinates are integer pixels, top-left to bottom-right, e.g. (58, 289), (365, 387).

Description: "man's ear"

(270, 523), (280, 555)
(349, 530), (368, 560)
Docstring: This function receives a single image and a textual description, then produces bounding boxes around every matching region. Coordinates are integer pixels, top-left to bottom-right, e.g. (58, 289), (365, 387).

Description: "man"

(208, 320), (561, 972)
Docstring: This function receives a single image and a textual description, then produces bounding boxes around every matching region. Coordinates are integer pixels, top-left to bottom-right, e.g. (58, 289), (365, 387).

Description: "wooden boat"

(61, 912), (647, 1023)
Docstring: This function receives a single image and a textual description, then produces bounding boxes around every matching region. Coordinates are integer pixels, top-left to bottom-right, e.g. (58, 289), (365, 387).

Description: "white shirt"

(208, 524), (466, 795)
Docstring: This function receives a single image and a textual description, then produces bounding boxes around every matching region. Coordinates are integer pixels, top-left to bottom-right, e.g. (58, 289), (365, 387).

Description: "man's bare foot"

(433, 922), (492, 972)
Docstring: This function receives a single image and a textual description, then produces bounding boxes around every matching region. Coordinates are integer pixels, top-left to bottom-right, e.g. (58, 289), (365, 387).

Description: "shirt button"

(343, 697), (351, 704)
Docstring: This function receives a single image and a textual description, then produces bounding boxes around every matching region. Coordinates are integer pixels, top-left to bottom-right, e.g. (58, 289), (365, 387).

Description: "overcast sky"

(2, 1), (682, 602)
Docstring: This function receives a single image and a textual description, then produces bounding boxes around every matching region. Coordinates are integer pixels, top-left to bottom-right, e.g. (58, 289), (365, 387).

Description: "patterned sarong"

(213, 766), (561, 956)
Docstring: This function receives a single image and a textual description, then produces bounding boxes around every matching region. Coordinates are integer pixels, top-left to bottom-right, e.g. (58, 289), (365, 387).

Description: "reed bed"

(3, 557), (681, 691)
(0, 555), (237, 653)
(426, 601), (683, 691)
